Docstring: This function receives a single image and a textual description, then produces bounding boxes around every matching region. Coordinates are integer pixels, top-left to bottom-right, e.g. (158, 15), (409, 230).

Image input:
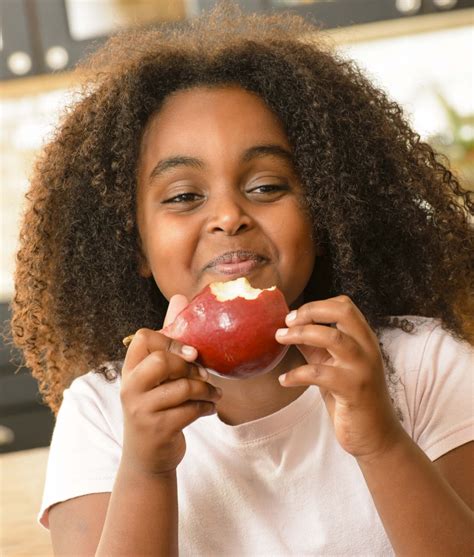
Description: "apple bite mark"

(161, 277), (290, 379)
(210, 277), (276, 301)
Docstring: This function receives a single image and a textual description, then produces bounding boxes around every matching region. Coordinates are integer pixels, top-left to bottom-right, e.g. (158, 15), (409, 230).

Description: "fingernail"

(198, 366), (209, 379)
(286, 310), (297, 324)
(181, 345), (197, 358)
(215, 387), (223, 397)
(122, 334), (134, 347)
(276, 328), (288, 337)
(279, 373), (287, 384)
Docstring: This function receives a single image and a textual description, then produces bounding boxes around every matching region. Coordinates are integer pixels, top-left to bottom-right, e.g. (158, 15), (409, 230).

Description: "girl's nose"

(205, 193), (253, 236)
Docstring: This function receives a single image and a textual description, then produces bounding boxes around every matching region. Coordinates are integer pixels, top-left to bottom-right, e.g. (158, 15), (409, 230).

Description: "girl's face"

(136, 86), (316, 306)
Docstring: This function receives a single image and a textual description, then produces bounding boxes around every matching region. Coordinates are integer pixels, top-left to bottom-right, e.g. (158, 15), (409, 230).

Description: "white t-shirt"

(39, 317), (473, 556)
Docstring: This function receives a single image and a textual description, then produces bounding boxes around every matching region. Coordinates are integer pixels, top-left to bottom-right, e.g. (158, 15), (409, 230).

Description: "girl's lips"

(204, 250), (268, 277)
(211, 259), (264, 276)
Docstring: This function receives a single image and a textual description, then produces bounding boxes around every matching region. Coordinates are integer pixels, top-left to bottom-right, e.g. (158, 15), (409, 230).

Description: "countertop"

(1, 447), (53, 556)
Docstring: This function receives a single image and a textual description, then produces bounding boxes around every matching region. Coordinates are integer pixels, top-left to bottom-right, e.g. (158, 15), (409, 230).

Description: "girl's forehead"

(141, 85), (290, 151)
(136, 86), (296, 189)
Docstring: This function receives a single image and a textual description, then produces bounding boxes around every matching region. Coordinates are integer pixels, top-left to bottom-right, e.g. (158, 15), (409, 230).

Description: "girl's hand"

(120, 295), (222, 476)
(276, 295), (404, 460)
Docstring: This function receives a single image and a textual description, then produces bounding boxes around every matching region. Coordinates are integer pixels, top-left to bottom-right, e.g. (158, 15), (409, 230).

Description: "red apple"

(162, 277), (290, 379)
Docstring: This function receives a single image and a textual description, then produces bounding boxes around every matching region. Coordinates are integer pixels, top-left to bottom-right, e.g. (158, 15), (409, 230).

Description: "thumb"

(121, 294), (190, 349)
(162, 294), (189, 328)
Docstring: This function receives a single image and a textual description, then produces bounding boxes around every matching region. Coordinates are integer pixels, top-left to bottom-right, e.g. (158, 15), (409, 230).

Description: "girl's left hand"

(275, 295), (405, 460)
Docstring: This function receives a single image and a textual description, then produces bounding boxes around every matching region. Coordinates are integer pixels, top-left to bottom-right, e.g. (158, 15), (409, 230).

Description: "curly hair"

(10, 5), (473, 414)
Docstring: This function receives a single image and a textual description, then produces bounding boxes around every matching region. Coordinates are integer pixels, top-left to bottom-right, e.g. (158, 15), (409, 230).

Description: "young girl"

(11, 5), (473, 556)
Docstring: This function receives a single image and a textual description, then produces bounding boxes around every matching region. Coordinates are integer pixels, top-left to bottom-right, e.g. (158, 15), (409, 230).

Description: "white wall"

(340, 25), (473, 139)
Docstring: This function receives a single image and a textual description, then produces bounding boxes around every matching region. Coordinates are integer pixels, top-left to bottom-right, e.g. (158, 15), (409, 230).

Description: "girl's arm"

(48, 468), (178, 557)
(357, 435), (473, 556)
(50, 330), (219, 556)
(49, 295), (221, 556)
(49, 494), (110, 555)
(276, 297), (474, 556)
(96, 467), (178, 556)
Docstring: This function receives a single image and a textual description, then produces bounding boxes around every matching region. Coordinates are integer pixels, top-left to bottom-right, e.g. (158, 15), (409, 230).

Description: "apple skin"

(162, 281), (290, 379)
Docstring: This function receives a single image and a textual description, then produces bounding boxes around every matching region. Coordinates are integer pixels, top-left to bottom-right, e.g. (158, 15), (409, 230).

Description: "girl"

(11, 5), (473, 556)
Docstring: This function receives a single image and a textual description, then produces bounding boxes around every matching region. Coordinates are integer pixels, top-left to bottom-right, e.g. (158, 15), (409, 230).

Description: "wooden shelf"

(0, 70), (84, 99)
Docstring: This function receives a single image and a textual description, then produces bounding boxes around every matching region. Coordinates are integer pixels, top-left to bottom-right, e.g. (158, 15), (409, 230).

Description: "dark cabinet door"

(0, 0), (39, 79)
(2, 0), (471, 80)
(0, 303), (55, 453)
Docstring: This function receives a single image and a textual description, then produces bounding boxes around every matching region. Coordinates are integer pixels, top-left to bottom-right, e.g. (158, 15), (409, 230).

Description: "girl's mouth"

(205, 250), (267, 277)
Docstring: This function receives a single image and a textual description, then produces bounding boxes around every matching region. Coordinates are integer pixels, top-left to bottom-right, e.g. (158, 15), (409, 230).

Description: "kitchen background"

(1, 1), (473, 555)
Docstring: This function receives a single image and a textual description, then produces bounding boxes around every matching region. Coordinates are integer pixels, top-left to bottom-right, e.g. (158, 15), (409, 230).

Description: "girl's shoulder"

(66, 361), (123, 404)
(380, 316), (473, 461)
(381, 315), (442, 339)
(55, 361), (124, 445)
(379, 315), (471, 368)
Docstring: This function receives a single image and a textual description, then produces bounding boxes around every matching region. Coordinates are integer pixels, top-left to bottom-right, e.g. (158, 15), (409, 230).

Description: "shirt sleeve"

(38, 373), (123, 529)
(409, 325), (474, 461)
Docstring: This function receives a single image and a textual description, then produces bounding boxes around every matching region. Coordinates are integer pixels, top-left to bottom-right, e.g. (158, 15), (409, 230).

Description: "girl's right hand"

(120, 295), (222, 476)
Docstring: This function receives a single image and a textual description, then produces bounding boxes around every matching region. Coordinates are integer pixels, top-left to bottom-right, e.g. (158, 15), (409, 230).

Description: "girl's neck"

(209, 346), (308, 426)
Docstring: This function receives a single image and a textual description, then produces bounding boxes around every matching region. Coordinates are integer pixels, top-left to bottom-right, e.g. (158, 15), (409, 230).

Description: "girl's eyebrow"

(149, 155), (203, 182)
(241, 144), (294, 166)
(148, 143), (295, 184)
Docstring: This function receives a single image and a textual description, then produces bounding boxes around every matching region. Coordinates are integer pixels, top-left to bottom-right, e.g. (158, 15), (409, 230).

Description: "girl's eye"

(162, 192), (203, 204)
(248, 184), (290, 196)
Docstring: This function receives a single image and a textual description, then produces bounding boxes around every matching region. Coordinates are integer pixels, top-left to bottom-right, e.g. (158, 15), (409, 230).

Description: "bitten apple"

(162, 277), (290, 379)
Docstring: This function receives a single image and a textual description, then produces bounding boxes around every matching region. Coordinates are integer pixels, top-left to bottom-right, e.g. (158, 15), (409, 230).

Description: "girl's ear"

(138, 250), (152, 278)
(136, 233), (153, 277)
(139, 261), (152, 278)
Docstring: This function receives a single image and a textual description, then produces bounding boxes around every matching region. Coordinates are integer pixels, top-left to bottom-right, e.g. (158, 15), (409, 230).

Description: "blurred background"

(0, 0), (473, 553)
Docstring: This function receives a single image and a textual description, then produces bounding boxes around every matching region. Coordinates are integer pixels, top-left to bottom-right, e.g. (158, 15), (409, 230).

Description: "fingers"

(287, 296), (363, 331)
(279, 363), (383, 407)
(123, 327), (197, 377)
(163, 294), (189, 327)
(122, 360), (222, 433)
(276, 321), (361, 361)
(160, 400), (218, 433)
(279, 363), (350, 395)
(143, 376), (222, 413)
(126, 349), (207, 395)
(278, 295), (377, 354)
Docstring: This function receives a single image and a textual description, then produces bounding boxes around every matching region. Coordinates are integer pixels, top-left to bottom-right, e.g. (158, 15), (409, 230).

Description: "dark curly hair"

(10, 5), (473, 414)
